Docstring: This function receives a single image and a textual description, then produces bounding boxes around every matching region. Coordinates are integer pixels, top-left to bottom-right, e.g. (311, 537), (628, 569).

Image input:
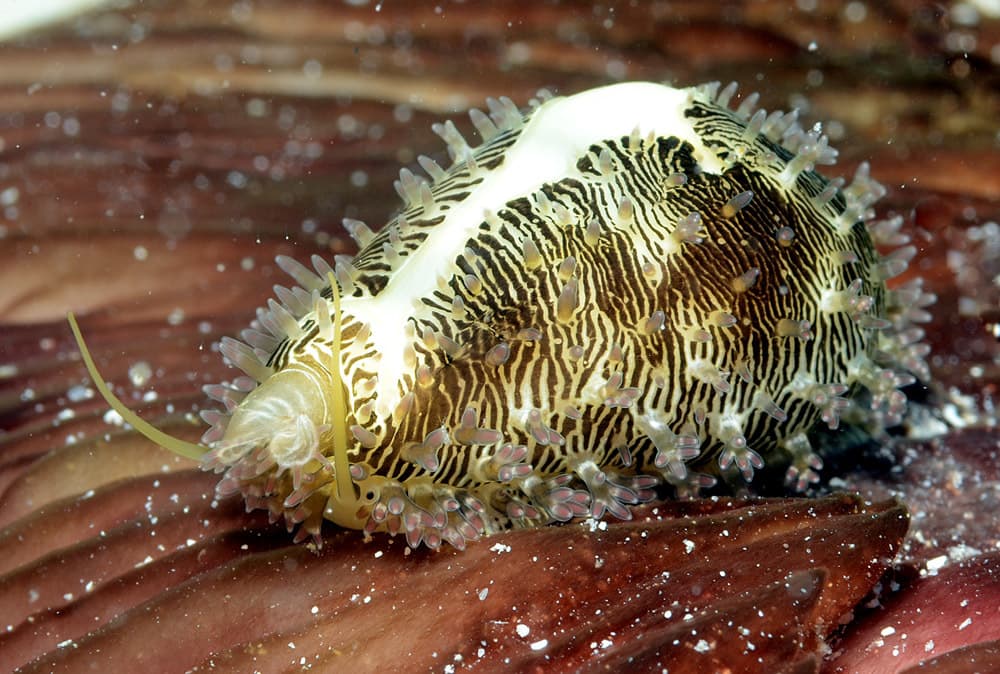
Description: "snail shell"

(72, 81), (934, 549)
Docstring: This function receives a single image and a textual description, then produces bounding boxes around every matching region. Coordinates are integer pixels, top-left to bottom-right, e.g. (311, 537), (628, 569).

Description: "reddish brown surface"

(830, 553), (1000, 673)
(0, 488), (906, 674)
(1, 2), (997, 672)
(901, 640), (1000, 674)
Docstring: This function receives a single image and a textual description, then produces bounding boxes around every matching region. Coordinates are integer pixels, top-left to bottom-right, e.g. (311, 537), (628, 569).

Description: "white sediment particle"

(958, 617), (972, 630)
(103, 409), (125, 426)
(515, 623), (530, 638)
(683, 539), (696, 554)
(66, 384), (93, 402)
(350, 169), (368, 187)
(530, 639), (549, 651)
(133, 245), (148, 261)
(947, 544), (984, 563)
(693, 639), (711, 653)
(924, 555), (948, 574)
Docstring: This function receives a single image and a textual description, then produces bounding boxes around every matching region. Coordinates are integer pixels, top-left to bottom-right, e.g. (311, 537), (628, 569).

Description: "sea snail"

(70, 81), (934, 550)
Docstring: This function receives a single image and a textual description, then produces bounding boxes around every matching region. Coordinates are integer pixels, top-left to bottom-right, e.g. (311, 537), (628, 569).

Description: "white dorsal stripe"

(346, 83), (718, 414)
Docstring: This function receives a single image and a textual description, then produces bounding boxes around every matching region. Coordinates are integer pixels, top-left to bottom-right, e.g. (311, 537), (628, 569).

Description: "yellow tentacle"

(67, 312), (205, 461)
(324, 274), (355, 504)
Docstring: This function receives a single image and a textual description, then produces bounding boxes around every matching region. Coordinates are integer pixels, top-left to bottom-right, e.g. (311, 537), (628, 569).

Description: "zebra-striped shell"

(75, 81), (934, 550)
